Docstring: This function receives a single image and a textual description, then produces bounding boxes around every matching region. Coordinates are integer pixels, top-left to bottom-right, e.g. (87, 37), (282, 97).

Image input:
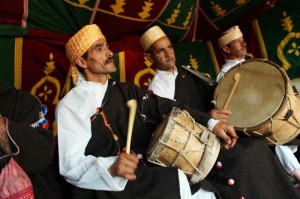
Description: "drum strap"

(180, 65), (217, 86)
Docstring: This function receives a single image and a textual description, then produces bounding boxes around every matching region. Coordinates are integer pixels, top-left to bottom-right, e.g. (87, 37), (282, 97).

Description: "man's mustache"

(166, 57), (174, 62)
(105, 56), (114, 64)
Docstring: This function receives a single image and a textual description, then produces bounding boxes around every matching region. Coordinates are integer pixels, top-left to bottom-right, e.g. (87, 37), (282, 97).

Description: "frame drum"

(214, 58), (300, 145)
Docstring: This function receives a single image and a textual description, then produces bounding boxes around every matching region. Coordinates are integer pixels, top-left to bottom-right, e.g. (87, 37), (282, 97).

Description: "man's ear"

(222, 46), (230, 54)
(74, 57), (87, 69)
(145, 53), (154, 63)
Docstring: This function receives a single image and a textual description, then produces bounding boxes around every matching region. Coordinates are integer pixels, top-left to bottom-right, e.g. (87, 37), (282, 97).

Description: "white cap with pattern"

(139, 26), (166, 52)
(218, 25), (243, 49)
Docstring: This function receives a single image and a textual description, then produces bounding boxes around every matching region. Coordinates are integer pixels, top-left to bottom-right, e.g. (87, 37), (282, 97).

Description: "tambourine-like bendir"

(147, 107), (220, 184)
(214, 58), (300, 145)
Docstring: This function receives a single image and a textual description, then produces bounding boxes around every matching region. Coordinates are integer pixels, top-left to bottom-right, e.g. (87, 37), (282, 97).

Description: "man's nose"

(106, 49), (113, 57)
(165, 50), (170, 57)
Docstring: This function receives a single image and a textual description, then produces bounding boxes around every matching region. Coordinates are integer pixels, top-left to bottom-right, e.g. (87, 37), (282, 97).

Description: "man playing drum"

(217, 25), (300, 184)
(141, 25), (300, 198)
(56, 24), (238, 199)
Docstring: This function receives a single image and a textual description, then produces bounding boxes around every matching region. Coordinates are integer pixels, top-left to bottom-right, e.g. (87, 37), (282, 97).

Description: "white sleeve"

(56, 98), (127, 191)
(275, 145), (300, 175)
(207, 118), (219, 131)
(148, 82), (168, 98)
(216, 71), (225, 82)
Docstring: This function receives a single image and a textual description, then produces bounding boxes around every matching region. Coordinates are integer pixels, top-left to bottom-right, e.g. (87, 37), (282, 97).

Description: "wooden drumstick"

(126, 99), (137, 154)
(223, 72), (241, 109)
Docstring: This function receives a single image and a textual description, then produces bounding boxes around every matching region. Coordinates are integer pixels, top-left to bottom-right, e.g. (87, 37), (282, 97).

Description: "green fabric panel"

(0, 36), (15, 85)
(152, 0), (197, 41)
(0, 24), (28, 36)
(27, 0), (93, 34)
(257, 0), (300, 79)
(200, 0), (268, 29)
(174, 41), (216, 79)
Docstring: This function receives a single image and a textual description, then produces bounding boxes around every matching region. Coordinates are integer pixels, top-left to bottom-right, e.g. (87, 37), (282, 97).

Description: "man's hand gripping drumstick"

(108, 99), (139, 180)
(212, 72), (241, 149)
(224, 72), (240, 109)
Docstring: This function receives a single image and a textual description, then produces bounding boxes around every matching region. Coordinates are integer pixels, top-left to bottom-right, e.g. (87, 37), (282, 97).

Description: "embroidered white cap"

(218, 25), (243, 49)
(139, 26), (166, 52)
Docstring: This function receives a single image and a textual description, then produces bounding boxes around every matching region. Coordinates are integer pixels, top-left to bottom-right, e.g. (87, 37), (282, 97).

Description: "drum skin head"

(214, 59), (286, 129)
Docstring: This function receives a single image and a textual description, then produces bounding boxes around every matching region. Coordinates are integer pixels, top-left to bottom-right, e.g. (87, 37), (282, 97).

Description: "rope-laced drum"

(214, 58), (300, 145)
(147, 107), (220, 184)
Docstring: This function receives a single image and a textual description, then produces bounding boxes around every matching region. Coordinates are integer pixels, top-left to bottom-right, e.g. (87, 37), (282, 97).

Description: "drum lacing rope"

(264, 117), (280, 145)
(243, 119), (279, 145)
(181, 111), (213, 147)
(157, 135), (205, 177)
(271, 94), (300, 144)
(242, 128), (251, 137)
(257, 94), (300, 145)
(177, 111), (216, 179)
(282, 94), (300, 128)
(164, 111), (207, 177)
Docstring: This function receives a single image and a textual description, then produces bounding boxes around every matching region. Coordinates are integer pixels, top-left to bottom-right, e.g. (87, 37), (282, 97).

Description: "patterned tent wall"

(0, 0), (299, 134)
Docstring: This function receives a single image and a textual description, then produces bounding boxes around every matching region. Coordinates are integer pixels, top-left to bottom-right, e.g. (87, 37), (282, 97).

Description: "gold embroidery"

(183, 6), (193, 27)
(134, 56), (155, 87)
(31, 53), (61, 105)
(282, 11), (293, 32)
(277, 11), (300, 70)
(64, 0), (153, 22)
(138, 0), (154, 20)
(210, 0), (250, 22)
(189, 55), (199, 70)
(110, 0), (126, 14)
(166, 2), (181, 25)
(38, 85), (53, 101)
(287, 42), (300, 56)
(210, 1), (226, 17)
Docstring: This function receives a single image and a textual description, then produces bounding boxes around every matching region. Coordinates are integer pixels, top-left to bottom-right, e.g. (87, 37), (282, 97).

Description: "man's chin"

(166, 61), (175, 67)
(107, 62), (116, 68)
(110, 65), (117, 72)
